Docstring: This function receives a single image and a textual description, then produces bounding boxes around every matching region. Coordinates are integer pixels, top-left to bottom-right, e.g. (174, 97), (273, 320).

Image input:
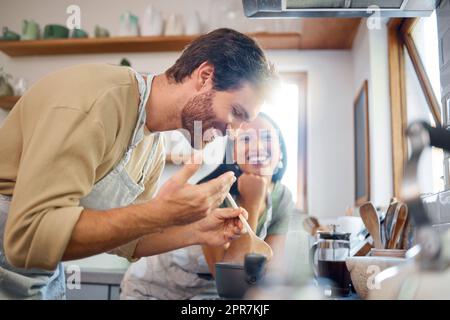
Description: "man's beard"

(181, 91), (225, 149)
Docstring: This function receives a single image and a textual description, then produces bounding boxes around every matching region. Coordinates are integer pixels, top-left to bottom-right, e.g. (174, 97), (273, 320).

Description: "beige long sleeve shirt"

(0, 64), (165, 270)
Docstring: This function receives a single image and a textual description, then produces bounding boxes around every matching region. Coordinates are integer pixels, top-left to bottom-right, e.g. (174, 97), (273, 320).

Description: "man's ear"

(195, 61), (214, 91)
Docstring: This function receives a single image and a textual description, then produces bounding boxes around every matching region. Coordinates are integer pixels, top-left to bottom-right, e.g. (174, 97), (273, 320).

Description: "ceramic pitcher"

(119, 11), (139, 36)
(185, 10), (201, 35)
(141, 4), (163, 36)
(164, 14), (184, 36)
(21, 20), (40, 40)
(95, 25), (110, 38)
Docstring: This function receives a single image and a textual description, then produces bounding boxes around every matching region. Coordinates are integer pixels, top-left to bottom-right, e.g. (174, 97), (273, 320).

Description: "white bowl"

(346, 256), (407, 299)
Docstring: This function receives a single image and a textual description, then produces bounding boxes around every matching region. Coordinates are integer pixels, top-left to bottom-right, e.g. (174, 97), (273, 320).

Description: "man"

(0, 28), (275, 299)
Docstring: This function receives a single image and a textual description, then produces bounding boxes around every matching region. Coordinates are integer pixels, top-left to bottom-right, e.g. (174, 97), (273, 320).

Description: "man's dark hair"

(166, 28), (275, 91)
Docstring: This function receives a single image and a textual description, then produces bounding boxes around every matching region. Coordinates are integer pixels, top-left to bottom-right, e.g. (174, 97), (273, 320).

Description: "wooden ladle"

(387, 203), (408, 249)
(360, 202), (383, 249)
(383, 201), (399, 248)
(303, 216), (331, 236)
(226, 193), (273, 260)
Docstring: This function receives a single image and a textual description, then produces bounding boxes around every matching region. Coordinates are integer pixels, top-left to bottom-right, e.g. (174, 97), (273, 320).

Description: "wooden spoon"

(360, 202), (383, 249)
(387, 203), (408, 249)
(226, 193), (273, 260)
(302, 216), (331, 236)
(303, 216), (320, 236)
(384, 201), (399, 248)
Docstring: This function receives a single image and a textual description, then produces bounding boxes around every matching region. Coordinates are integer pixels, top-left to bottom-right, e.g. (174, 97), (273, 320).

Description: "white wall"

(352, 19), (393, 208)
(268, 51), (355, 218)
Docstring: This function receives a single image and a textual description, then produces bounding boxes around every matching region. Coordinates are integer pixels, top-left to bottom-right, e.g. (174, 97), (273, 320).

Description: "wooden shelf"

(0, 96), (20, 110)
(0, 33), (302, 57)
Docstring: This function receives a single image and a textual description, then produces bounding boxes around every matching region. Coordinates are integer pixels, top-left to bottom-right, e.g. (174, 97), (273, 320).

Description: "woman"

(120, 113), (296, 299)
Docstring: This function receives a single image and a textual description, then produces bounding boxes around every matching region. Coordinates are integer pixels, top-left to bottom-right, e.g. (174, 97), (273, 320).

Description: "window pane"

(411, 12), (442, 112)
(262, 83), (299, 203)
(405, 51), (444, 194)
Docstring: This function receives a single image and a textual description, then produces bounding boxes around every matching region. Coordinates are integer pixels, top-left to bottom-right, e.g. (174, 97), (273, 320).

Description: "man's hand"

(193, 208), (248, 246)
(63, 158), (236, 262)
(155, 160), (236, 226)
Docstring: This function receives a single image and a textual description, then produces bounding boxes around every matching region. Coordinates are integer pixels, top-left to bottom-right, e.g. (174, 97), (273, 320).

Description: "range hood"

(242, 0), (442, 18)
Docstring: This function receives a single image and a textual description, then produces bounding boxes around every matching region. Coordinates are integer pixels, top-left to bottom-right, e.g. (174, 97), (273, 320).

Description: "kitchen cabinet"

(110, 286), (121, 300)
(64, 255), (128, 300)
(66, 284), (122, 300)
(65, 269), (124, 300)
(66, 284), (110, 300)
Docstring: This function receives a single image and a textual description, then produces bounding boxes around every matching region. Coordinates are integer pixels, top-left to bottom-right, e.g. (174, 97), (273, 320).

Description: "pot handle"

(244, 253), (267, 285)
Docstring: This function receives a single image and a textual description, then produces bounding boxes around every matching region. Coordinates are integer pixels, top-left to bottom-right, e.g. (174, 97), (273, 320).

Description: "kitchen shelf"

(0, 96), (20, 110)
(0, 33), (302, 57)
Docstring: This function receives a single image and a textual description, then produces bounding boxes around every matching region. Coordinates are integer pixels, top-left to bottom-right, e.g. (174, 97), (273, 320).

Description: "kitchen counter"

(191, 286), (361, 300)
(64, 255), (129, 300)
(65, 266), (126, 286)
(191, 288), (223, 300)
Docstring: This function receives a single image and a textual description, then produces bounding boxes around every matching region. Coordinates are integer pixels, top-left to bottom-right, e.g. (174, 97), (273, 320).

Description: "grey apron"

(0, 69), (158, 299)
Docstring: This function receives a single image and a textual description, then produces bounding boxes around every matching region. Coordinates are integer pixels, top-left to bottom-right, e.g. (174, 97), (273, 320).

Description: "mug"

(21, 20), (40, 40)
(1, 27), (20, 41)
(71, 28), (89, 38)
(95, 25), (110, 38)
(43, 24), (69, 39)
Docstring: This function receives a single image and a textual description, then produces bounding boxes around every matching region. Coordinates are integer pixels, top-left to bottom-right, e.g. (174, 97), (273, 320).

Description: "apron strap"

(128, 68), (155, 149)
(137, 133), (161, 185)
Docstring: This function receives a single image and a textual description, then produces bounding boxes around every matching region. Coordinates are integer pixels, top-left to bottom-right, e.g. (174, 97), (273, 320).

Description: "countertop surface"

(191, 287), (360, 300)
(64, 266), (126, 286)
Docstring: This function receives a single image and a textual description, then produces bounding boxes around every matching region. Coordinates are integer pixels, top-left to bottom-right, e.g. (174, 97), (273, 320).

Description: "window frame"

(388, 17), (442, 196)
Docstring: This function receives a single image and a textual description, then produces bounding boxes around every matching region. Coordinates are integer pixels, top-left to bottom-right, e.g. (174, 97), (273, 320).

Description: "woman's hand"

(193, 208), (248, 246)
(237, 173), (269, 215)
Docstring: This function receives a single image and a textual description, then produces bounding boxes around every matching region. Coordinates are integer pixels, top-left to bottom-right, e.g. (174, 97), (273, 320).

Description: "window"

(262, 84), (299, 201)
(388, 13), (444, 196)
(404, 13), (444, 194)
(405, 52), (444, 193)
(411, 12), (442, 110)
(261, 73), (307, 211)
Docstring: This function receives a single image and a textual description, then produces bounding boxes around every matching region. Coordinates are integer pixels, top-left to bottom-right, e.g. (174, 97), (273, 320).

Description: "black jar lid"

(317, 231), (351, 241)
